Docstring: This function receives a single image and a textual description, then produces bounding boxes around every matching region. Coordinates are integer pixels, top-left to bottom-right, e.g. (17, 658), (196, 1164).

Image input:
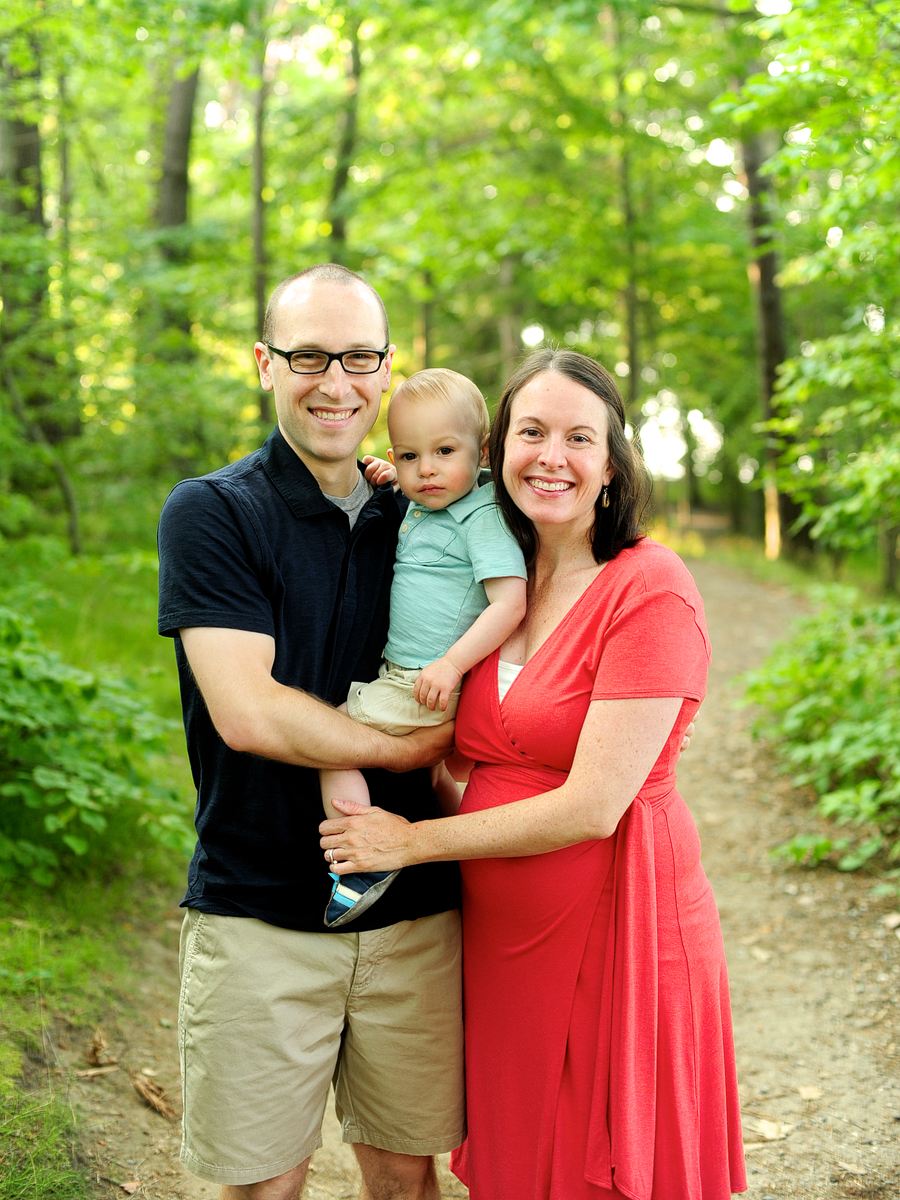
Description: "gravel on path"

(65, 557), (900, 1200)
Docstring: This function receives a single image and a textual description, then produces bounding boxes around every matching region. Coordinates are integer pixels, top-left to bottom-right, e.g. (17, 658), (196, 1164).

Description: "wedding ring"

(326, 849), (334, 864)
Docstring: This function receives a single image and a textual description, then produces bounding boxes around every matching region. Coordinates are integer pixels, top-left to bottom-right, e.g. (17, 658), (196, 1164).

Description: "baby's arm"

(413, 575), (527, 713)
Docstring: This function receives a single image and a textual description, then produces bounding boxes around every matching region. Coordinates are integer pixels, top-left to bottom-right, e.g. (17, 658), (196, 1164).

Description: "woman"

(322, 350), (747, 1200)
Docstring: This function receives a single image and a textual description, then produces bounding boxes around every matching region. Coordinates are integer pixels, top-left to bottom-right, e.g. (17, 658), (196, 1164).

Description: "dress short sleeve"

(591, 588), (709, 703)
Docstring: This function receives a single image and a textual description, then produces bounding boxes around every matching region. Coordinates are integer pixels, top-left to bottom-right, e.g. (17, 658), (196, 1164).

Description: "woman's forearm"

(407, 784), (608, 862)
(321, 696), (684, 873)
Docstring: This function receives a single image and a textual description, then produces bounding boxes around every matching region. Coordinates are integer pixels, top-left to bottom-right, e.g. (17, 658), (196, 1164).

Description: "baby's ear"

(479, 440), (490, 468)
(387, 449), (395, 465)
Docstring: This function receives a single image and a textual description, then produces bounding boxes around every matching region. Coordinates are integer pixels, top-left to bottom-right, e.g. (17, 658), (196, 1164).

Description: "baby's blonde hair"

(389, 369), (490, 448)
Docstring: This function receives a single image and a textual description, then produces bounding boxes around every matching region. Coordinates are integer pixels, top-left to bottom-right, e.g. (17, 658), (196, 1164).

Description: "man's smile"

(310, 407), (359, 422)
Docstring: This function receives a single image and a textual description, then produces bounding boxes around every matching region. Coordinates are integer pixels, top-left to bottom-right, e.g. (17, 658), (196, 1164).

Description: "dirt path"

(62, 559), (900, 1200)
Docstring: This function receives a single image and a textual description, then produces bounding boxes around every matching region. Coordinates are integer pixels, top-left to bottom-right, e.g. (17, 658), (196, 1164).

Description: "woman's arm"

(320, 694), (684, 871)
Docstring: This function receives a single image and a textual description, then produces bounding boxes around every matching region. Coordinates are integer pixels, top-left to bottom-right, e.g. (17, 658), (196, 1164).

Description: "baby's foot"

(324, 870), (400, 927)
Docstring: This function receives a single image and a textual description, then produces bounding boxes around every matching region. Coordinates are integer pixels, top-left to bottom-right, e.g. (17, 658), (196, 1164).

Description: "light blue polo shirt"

(384, 483), (527, 670)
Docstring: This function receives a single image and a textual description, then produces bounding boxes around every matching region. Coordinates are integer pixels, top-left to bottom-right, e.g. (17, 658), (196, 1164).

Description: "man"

(157, 264), (463, 1200)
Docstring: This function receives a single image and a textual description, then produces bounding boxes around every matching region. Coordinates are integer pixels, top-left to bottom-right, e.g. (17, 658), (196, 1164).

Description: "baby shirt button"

(413, 510), (422, 518)
(401, 524), (408, 532)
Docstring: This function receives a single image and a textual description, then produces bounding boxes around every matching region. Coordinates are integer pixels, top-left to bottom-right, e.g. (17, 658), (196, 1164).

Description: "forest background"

(1, 0), (899, 1193)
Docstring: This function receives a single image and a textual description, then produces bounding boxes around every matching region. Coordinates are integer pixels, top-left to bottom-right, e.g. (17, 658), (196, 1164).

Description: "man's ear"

(254, 343), (275, 391)
(479, 440), (490, 468)
(387, 449), (395, 465)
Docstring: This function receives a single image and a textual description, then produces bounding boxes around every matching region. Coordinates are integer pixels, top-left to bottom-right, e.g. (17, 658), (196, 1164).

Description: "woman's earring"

(601, 485), (610, 509)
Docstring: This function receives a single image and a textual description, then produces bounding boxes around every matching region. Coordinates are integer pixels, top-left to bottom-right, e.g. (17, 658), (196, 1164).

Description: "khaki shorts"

(347, 661), (460, 736)
(178, 908), (464, 1186)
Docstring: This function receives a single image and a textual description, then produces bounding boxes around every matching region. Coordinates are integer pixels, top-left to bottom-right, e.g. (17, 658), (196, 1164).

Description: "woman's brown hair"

(489, 349), (651, 565)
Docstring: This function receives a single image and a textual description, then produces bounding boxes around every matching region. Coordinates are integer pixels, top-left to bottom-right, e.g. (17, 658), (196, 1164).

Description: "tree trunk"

(0, 53), (46, 337)
(252, 44), (272, 424)
(422, 269), (434, 369)
(157, 65), (199, 260)
(328, 26), (361, 261)
(608, 9), (640, 422)
(497, 257), (520, 389)
(883, 522), (900, 594)
(743, 134), (809, 561)
(154, 63), (199, 351)
(0, 46), (76, 446)
(4, 363), (82, 554)
(58, 72), (73, 326)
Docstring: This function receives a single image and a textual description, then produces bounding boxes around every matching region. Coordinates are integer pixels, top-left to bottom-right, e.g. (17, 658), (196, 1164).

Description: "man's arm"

(181, 626), (454, 772)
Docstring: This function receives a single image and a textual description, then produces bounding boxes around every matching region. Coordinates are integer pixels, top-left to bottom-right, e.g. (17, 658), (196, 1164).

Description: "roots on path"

(59, 559), (900, 1200)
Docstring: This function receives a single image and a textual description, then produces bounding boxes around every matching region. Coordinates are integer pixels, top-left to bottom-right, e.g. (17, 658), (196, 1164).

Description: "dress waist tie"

(584, 797), (659, 1200)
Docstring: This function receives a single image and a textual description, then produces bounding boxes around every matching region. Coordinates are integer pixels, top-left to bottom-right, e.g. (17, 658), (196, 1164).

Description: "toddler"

(320, 368), (527, 926)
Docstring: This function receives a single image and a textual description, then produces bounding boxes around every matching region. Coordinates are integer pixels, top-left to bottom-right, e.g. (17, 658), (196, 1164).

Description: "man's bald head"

(262, 264), (390, 347)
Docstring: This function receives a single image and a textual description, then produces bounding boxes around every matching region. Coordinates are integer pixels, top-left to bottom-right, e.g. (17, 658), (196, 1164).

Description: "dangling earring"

(601, 485), (610, 509)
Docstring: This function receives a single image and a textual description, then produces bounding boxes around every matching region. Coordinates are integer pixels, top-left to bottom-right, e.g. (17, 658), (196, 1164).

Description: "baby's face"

(388, 398), (487, 509)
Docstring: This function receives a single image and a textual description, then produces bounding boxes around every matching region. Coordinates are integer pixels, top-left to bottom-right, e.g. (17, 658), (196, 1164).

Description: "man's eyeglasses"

(266, 345), (390, 375)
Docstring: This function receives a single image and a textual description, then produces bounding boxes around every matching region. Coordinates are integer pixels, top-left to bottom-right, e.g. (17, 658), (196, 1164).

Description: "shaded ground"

(56, 558), (900, 1199)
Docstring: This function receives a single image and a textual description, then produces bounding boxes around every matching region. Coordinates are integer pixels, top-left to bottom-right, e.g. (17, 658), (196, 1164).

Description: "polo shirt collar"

(259, 425), (391, 520)
(408, 481), (497, 524)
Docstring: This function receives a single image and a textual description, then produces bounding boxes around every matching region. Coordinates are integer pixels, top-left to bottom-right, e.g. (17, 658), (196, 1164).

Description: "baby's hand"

(363, 455), (396, 487)
(414, 657), (464, 712)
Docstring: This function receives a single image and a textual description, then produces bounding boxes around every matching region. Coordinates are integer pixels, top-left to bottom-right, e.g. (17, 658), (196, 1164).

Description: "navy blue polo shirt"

(158, 426), (460, 932)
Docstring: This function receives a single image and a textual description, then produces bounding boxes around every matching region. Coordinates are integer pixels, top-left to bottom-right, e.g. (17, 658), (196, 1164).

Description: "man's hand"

(390, 719), (456, 772)
(362, 454), (396, 487)
(413, 657), (463, 712)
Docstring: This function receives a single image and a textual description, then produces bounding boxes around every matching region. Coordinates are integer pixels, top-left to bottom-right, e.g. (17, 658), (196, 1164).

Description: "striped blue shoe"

(324, 869), (400, 927)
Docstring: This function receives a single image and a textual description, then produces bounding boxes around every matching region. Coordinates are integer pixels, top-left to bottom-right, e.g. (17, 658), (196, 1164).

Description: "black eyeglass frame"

(265, 345), (391, 375)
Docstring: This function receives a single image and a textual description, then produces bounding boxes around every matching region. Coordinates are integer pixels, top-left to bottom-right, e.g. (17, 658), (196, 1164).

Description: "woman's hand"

(321, 798), (416, 873)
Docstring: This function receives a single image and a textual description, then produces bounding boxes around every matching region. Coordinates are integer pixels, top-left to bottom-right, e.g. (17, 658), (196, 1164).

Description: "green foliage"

(717, 0), (900, 577)
(0, 879), (170, 1200)
(0, 605), (193, 886)
(0, 1094), (86, 1200)
(745, 586), (900, 868)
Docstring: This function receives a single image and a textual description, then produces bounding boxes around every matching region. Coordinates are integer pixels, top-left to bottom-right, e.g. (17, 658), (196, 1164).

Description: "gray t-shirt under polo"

(324, 472), (373, 529)
(384, 482), (527, 670)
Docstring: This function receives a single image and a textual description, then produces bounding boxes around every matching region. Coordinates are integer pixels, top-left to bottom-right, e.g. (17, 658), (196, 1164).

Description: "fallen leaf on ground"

(750, 947), (772, 963)
(158, 1017), (173, 1028)
(797, 1086), (822, 1100)
(742, 1117), (794, 1141)
(120, 1182), (141, 1195)
(881, 912), (900, 930)
(129, 1073), (177, 1119)
(86, 1028), (116, 1067)
(75, 1065), (119, 1079)
(140, 1068), (157, 1077)
(837, 1161), (866, 1175)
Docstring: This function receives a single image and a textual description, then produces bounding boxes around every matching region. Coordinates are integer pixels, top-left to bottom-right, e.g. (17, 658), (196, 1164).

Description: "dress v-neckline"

(496, 548), (628, 709)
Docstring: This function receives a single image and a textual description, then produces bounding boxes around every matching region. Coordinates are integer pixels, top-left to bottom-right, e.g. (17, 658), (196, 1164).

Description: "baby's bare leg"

(319, 702), (372, 819)
(319, 768), (372, 819)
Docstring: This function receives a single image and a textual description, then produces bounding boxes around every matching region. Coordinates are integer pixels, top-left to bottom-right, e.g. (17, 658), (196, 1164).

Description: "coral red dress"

(450, 539), (746, 1200)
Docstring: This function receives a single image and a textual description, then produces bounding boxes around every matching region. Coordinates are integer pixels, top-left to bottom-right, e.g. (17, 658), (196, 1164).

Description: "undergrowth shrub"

(744, 586), (900, 871)
(0, 606), (194, 885)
